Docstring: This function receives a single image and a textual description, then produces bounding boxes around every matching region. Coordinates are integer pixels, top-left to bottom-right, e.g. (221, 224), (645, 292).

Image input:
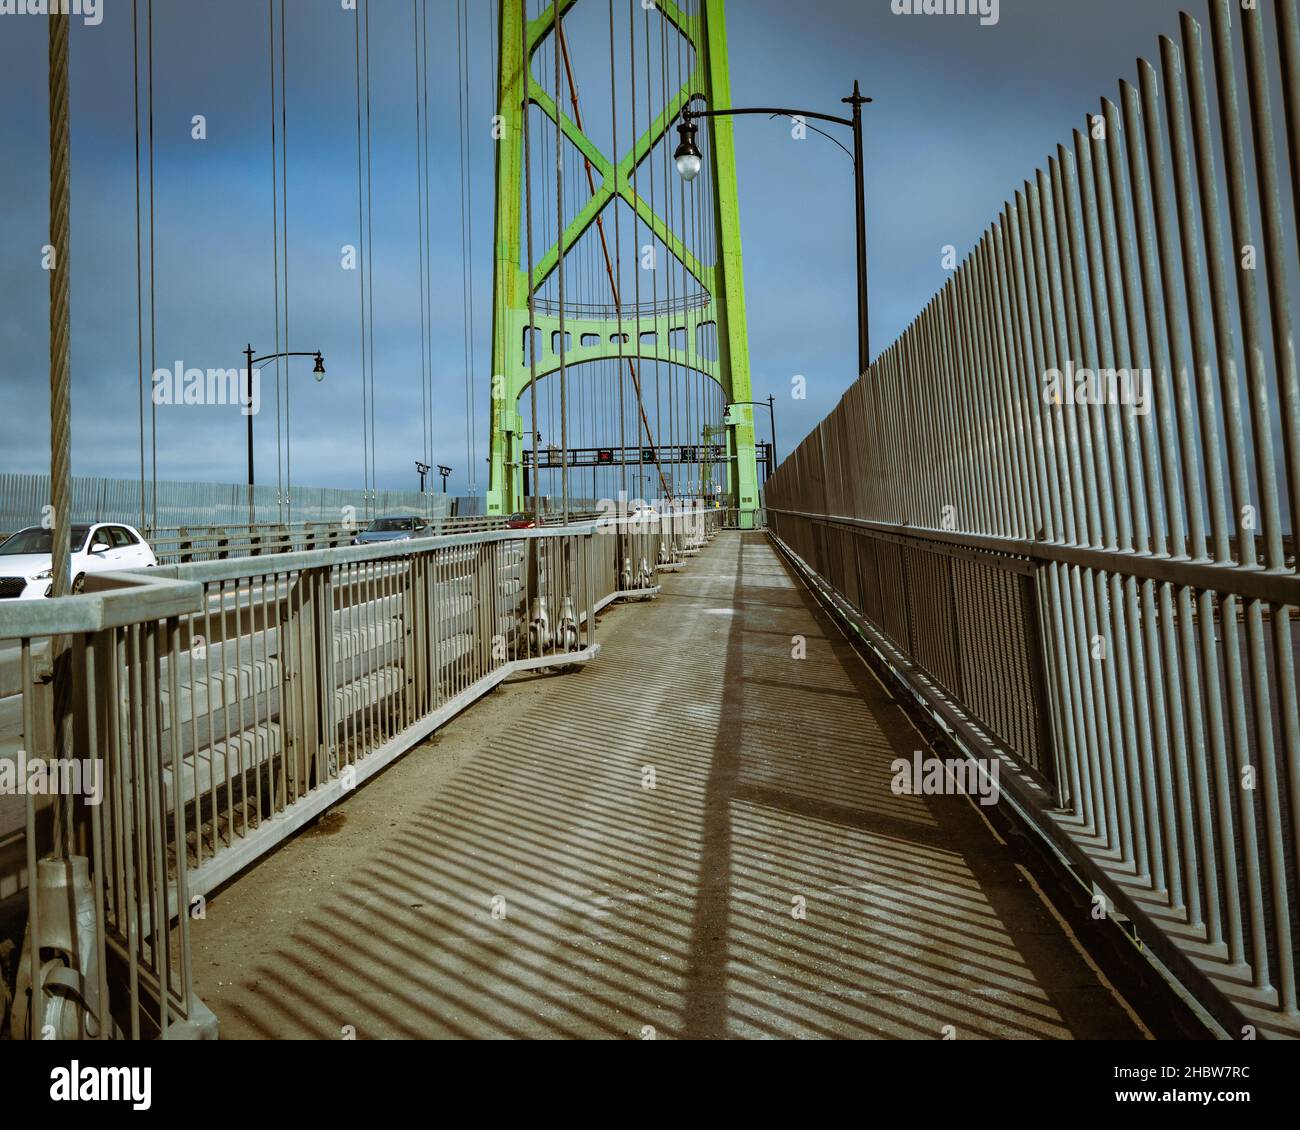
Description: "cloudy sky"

(0, 0), (1215, 497)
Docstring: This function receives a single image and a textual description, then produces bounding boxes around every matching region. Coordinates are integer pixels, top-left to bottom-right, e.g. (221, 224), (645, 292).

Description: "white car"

(628, 503), (660, 520)
(0, 522), (156, 600)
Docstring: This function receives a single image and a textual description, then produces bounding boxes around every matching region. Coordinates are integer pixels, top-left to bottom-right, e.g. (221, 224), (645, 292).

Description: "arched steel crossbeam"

(508, 306), (721, 389)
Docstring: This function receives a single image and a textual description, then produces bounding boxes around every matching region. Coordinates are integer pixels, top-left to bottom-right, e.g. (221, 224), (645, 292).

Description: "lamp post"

(675, 82), (873, 375)
(241, 345), (325, 523)
(416, 460), (431, 493)
(437, 465), (452, 493)
(726, 397), (779, 481)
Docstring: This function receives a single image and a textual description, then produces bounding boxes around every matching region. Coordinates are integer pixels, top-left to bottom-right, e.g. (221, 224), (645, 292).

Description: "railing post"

(1022, 564), (1061, 800)
(474, 541), (496, 678)
(282, 568), (321, 798)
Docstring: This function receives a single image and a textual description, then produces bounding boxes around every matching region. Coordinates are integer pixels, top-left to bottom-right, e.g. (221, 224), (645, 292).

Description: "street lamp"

(437, 465), (452, 493)
(241, 344), (326, 523)
(415, 461), (431, 493)
(674, 119), (703, 182)
(726, 397), (779, 481)
(674, 82), (873, 375)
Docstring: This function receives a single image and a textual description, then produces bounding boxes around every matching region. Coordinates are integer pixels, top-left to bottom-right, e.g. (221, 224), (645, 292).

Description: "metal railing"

(147, 515), (516, 564)
(0, 509), (718, 1038)
(767, 0), (1300, 1038)
(529, 291), (712, 320)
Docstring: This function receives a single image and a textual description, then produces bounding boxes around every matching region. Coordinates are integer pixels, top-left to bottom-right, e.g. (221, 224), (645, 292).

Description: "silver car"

(351, 516), (434, 546)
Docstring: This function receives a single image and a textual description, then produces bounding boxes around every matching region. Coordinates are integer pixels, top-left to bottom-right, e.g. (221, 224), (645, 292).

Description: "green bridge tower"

(487, 0), (760, 528)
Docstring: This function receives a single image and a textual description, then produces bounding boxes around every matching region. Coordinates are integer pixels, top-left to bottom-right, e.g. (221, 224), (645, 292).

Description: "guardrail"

(146, 515), (522, 565)
(0, 508), (716, 1039)
(767, 0), (1300, 1040)
(0, 514), (605, 567)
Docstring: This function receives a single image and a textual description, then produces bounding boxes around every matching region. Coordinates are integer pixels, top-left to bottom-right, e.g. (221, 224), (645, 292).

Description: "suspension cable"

(558, 11), (667, 505)
(523, 0), (541, 521)
(422, 0), (434, 502)
(364, 0), (378, 514)
(414, 0), (429, 513)
(268, 0), (282, 524)
(133, 0), (145, 529)
(147, 0), (157, 532)
(279, 0), (291, 521)
(554, 0), (569, 523)
(456, 0), (478, 498)
(353, 0), (371, 512)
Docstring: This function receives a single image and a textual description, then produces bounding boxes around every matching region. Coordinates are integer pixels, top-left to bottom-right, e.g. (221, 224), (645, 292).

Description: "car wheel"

(72, 573), (85, 595)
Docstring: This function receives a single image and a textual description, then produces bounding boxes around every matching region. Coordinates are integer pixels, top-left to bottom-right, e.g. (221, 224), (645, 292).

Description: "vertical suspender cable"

(630, 0), (643, 504)
(48, 5), (74, 858)
(456, 0), (476, 498)
(524, 0), (540, 521)
(353, 0), (371, 512)
(660, 14), (671, 500)
(364, 0), (378, 515)
(414, 0), (428, 512)
(280, 0), (291, 522)
(555, 0), (569, 523)
(466, 2), (479, 497)
(423, 0), (435, 503)
(680, 18), (689, 497)
(662, 17), (676, 500)
(644, 2), (665, 502)
(147, 0), (157, 532)
(268, 0), (282, 524)
(559, 2), (662, 504)
(133, 0), (146, 530)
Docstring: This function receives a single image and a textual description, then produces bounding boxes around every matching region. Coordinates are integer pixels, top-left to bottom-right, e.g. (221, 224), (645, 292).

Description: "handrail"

(0, 570), (203, 639)
(766, 508), (1300, 606)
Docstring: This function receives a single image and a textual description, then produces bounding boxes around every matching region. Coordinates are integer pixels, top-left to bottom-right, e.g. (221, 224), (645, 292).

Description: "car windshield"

(508, 514), (529, 522)
(0, 525), (91, 556)
(369, 518), (415, 533)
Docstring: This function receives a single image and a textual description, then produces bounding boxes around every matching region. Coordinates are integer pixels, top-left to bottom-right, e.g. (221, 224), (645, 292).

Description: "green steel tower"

(487, 0), (760, 528)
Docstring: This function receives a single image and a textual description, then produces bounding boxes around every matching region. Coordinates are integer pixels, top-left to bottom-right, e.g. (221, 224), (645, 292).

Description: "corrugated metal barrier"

(766, 0), (1300, 1039)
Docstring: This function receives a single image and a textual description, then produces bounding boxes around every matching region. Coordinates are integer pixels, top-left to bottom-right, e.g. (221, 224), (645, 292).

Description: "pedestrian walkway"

(190, 532), (1145, 1039)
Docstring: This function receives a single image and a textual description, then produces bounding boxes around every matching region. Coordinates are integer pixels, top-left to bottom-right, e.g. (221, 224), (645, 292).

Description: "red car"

(505, 512), (536, 530)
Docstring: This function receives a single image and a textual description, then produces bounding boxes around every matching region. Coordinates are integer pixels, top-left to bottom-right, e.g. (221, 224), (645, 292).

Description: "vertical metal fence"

(0, 473), (442, 535)
(767, 0), (1300, 1036)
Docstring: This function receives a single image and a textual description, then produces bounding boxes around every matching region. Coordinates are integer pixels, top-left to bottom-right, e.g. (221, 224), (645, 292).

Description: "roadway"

(190, 532), (1147, 1038)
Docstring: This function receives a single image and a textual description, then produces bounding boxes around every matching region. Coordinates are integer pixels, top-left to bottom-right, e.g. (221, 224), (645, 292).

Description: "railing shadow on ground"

(192, 533), (1142, 1040)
